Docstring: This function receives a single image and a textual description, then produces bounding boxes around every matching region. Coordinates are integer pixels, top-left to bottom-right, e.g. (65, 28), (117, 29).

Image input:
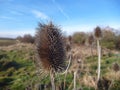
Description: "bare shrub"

(101, 29), (116, 49)
(72, 32), (87, 45)
(16, 34), (34, 43)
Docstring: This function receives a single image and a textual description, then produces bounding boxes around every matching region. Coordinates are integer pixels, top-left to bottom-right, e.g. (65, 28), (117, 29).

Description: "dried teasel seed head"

(112, 63), (120, 72)
(35, 22), (66, 72)
(94, 26), (102, 39)
(66, 43), (71, 52)
(97, 77), (111, 90)
(66, 36), (72, 52)
(68, 35), (72, 43)
(88, 34), (94, 45)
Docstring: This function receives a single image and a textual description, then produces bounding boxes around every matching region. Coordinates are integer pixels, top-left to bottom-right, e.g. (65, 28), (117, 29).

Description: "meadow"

(0, 38), (16, 46)
(0, 24), (120, 90)
(0, 37), (120, 90)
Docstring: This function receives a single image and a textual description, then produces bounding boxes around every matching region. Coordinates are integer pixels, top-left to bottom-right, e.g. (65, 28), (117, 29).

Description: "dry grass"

(105, 70), (120, 80)
(0, 42), (119, 89)
(0, 43), (34, 51)
(82, 74), (97, 88)
(0, 39), (16, 46)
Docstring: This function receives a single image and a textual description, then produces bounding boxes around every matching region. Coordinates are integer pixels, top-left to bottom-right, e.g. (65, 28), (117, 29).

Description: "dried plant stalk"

(73, 71), (77, 90)
(35, 22), (66, 72)
(50, 69), (55, 90)
(97, 40), (101, 81)
(94, 26), (102, 39)
(35, 22), (66, 90)
(88, 35), (94, 60)
(64, 36), (72, 89)
(94, 26), (102, 82)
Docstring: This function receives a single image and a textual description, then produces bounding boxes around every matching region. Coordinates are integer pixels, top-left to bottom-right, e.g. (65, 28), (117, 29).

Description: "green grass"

(0, 45), (120, 90)
(0, 47), (37, 90)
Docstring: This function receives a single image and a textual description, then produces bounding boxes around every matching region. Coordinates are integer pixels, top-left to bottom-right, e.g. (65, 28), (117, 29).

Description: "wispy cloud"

(31, 10), (49, 20)
(52, 0), (70, 20)
(10, 11), (24, 15)
(62, 24), (95, 35)
(0, 16), (13, 20)
(0, 28), (35, 38)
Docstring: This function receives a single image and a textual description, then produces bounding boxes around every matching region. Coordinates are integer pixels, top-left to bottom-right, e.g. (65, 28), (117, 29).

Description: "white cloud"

(62, 24), (94, 35)
(31, 10), (49, 20)
(51, 0), (70, 20)
(0, 29), (35, 38)
(1, 23), (120, 38)
(0, 16), (13, 20)
(62, 23), (120, 35)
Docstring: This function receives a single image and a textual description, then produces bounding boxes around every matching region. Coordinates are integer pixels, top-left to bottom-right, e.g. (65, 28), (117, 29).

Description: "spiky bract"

(35, 22), (66, 72)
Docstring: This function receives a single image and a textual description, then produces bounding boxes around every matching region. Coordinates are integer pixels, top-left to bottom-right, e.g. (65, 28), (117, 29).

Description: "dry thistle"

(97, 77), (111, 90)
(64, 35), (72, 89)
(66, 36), (72, 52)
(94, 26), (102, 39)
(68, 36), (72, 44)
(88, 35), (94, 45)
(88, 34), (94, 61)
(35, 22), (66, 72)
(112, 63), (120, 72)
(94, 26), (102, 82)
(35, 22), (66, 90)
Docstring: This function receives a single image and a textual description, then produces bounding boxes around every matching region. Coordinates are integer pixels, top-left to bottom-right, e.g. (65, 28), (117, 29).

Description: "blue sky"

(0, 0), (120, 38)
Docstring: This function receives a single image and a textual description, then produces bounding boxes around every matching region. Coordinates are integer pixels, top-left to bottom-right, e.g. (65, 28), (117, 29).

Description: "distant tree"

(22, 34), (34, 43)
(16, 36), (22, 41)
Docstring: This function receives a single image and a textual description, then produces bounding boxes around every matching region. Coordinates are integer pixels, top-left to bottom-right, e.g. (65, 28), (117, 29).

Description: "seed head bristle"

(35, 22), (66, 72)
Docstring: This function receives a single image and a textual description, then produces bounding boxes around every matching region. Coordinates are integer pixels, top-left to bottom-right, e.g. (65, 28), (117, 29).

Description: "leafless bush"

(16, 34), (34, 43)
(72, 32), (87, 45)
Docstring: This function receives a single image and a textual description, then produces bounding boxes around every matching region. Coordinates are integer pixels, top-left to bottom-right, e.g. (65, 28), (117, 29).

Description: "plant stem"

(64, 50), (72, 89)
(50, 69), (55, 90)
(97, 39), (101, 81)
(91, 44), (94, 61)
(73, 71), (77, 90)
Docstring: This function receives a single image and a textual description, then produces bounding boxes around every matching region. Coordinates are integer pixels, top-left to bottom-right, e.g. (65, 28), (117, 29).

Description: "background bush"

(72, 32), (87, 45)
(16, 34), (34, 43)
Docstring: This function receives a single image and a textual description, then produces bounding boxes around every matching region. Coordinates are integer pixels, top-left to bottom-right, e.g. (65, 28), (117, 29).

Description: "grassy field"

(0, 38), (16, 46)
(0, 43), (120, 90)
